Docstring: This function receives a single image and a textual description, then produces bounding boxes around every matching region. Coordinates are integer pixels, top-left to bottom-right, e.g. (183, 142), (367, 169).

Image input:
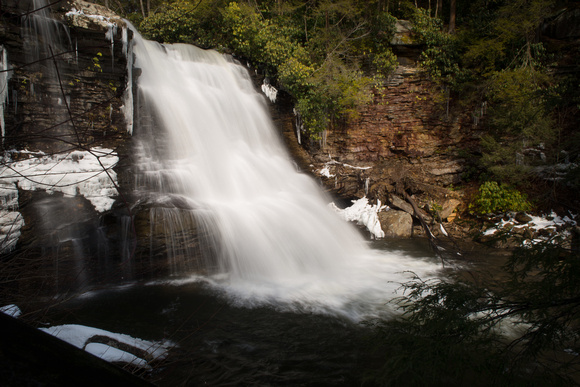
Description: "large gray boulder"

(379, 210), (413, 238)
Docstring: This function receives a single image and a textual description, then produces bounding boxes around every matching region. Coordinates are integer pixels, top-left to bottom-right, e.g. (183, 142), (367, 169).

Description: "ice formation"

(330, 197), (387, 239)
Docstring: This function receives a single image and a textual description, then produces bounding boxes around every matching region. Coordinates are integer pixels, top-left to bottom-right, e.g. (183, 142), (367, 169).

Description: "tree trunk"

(139, 0), (146, 18)
(448, 0), (456, 34)
(435, 0), (442, 18)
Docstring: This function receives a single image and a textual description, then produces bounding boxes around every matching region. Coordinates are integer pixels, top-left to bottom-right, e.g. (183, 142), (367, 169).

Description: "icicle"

(0, 46), (12, 143)
(261, 79), (277, 103)
(293, 108), (302, 145)
(365, 177), (370, 196)
(321, 129), (328, 149)
(121, 27), (134, 135)
(105, 24), (117, 71)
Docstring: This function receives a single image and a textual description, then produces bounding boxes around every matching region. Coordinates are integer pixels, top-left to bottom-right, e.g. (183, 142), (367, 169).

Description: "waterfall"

(130, 29), (438, 320)
(22, 0), (73, 75)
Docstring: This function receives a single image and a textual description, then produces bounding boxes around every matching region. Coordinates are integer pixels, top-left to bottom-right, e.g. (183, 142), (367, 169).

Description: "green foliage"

(140, 0), (399, 137)
(365, 238), (580, 386)
(462, 0), (554, 76)
(139, 0), (225, 46)
(481, 67), (555, 183)
(372, 50), (398, 79)
(470, 181), (532, 215)
(412, 8), (462, 85)
(88, 52), (103, 72)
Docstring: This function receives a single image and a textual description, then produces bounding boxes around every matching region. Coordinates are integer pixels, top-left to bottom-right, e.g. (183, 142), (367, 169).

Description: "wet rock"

(523, 227), (535, 240)
(439, 199), (461, 221)
(379, 210), (413, 238)
(515, 212), (533, 224)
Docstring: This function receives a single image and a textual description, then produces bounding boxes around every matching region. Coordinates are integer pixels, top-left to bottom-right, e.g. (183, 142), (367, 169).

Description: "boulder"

(439, 199), (461, 221)
(515, 212), (533, 224)
(379, 210), (413, 238)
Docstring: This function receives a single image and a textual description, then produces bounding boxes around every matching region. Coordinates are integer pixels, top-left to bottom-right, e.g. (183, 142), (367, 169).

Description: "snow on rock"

(0, 304), (22, 318)
(65, 2), (124, 31)
(85, 343), (150, 369)
(319, 165), (335, 178)
(318, 158), (371, 178)
(483, 211), (577, 245)
(0, 148), (119, 213)
(330, 197), (387, 239)
(40, 324), (172, 369)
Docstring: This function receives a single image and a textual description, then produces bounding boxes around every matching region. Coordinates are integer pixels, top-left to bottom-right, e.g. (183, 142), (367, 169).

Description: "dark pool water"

(45, 238), (443, 386)
(48, 281), (385, 386)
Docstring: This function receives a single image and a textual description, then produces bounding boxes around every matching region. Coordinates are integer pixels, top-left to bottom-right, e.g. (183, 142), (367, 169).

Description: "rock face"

(379, 210), (413, 238)
(286, 64), (473, 236)
(0, 0), (205, 304)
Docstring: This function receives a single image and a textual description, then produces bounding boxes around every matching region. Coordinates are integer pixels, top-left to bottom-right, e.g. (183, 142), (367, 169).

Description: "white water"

(131, 31), (439, 321)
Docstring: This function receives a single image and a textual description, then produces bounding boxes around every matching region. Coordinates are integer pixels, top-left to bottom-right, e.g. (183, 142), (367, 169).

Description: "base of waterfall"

(147, 245), (440, 323)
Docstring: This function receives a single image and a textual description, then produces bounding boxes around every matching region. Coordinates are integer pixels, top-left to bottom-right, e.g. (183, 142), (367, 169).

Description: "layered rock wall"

(301, 66), (478, 220)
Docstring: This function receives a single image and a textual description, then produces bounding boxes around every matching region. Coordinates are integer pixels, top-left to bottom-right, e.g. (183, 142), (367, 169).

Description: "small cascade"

(130, 27), (439, 320)
(22, 0), (73, 73)
(20, 0), (75, 146)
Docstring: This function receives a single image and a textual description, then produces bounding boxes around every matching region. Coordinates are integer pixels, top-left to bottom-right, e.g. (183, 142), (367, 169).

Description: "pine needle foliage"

(364, 238), (580, 386)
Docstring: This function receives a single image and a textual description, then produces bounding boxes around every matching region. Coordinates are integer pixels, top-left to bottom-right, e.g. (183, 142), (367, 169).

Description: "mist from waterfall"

(130, 30), (439, 320)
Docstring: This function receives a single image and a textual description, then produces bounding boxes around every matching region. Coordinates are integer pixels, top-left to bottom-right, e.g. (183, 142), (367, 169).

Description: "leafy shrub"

(140, 1), (400, 137)
(469, 181), (532, 215)
(412, 8), (462, 85)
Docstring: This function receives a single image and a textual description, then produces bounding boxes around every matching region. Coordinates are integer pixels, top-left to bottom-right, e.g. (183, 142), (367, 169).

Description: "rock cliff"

(0, 0), (205, 305)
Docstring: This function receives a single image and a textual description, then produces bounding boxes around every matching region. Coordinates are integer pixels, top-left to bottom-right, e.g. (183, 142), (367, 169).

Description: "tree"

(448, 0), (455, 33)
(365, 236), (580, 385)
(140, 0), (398, 137)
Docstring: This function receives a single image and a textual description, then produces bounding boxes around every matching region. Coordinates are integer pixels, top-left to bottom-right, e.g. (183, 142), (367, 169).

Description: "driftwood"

(403, 192), (462, 264)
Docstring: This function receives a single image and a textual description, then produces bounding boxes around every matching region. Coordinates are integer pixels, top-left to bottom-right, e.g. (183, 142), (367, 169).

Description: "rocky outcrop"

(379, 210), (413, 238)
(284, 64), (476, 239)
(0, 0), (205, 303)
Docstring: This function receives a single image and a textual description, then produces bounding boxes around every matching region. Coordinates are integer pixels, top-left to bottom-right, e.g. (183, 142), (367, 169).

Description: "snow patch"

(0, 304), (21, 318)
(0, 148), (118, 213)
(66, 7), (118, 30)
(483, 211), (577, 245)
(40, 324), (172, 369)
(330, 197), (387, 239)
(319, 165), (335, 178)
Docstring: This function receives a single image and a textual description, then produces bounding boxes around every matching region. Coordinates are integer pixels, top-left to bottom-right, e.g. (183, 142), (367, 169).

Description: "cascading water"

(131, 30), (439, 320)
